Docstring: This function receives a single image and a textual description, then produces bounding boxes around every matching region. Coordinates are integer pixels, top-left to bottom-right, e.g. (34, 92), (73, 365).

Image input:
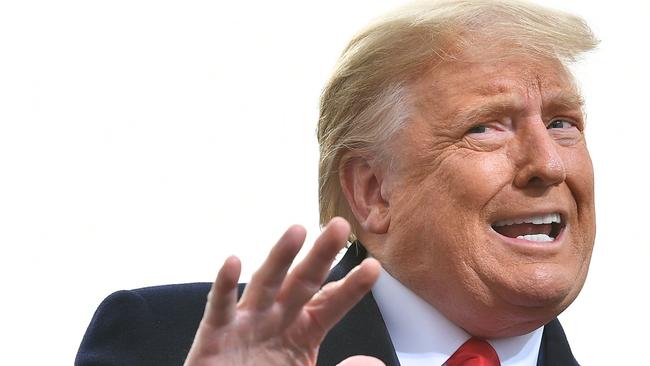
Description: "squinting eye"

(547, 120), (574, 129)
(467, 125), (489, 134)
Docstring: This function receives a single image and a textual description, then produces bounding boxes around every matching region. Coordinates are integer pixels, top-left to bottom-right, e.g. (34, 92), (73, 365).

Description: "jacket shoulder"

(75, 283), (215, 366)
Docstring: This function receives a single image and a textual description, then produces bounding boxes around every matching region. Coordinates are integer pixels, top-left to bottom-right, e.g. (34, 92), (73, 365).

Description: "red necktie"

(445, 337), (501, 366)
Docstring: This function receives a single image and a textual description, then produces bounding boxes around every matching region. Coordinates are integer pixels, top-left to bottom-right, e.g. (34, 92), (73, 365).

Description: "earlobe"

(339, 155), (391, 235)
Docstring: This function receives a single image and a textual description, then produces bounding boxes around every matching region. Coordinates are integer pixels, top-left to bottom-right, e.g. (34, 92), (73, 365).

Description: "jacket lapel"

(537, 318), (579, 366)
(317, 243), (401, 366)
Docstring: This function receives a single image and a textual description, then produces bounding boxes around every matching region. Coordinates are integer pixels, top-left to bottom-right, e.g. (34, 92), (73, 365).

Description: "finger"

(337, 355), (386, 366)
(238, 224), (306, 310)
(203, 255), (241, 328)
(276, 217), (351, 321)
(305, 258), (381, 336)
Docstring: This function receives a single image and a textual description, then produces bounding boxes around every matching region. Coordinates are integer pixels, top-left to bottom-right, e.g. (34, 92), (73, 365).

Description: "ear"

(339, 154), (390, 234)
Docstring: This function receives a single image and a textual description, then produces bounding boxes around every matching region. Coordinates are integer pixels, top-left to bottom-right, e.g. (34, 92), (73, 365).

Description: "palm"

(201, 307), (320, 365)
(184, 218), (382, 366)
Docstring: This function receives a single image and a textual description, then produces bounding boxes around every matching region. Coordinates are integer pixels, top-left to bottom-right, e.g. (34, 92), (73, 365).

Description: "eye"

(467, 125), (490, 134)
(547, 119), (574, 129)
(547, 118), (582, 146)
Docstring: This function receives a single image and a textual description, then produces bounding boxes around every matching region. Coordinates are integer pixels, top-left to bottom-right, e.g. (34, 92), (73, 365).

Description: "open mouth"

(491, 213), (565, 242)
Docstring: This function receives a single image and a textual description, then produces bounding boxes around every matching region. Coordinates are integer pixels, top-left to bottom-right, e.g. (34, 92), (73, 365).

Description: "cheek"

(563, 146), (596, 240)
(435, 151), (513, 212)
(565, 147), (594, 203)
(387, 152), (512, 264)
(389, 149), (513, 244)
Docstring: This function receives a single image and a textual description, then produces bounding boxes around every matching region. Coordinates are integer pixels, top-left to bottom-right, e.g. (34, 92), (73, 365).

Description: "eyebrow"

(448, 91), (585, 126)
(543, 91), (585, 111)
(449, 97), (517, 126)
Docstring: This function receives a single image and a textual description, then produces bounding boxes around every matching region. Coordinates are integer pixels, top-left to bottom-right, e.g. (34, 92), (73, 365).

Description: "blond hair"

(317, 0), (598, 236)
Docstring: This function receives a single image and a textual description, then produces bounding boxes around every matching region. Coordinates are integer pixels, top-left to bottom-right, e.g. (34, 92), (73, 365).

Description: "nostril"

(525, 174), (563, 188)
(526, 176), (553, 188)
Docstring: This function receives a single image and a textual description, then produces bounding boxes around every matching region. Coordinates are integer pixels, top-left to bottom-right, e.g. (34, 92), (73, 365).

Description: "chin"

(459, 264), (585, 338)
(510, 269), (577, 305)
(488, 264), (586, 330)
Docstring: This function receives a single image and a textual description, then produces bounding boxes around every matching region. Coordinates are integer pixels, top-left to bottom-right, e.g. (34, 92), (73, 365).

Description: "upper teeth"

(493, 213), (561, 227)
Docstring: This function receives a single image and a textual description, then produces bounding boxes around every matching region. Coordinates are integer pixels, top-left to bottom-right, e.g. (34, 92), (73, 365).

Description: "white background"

(0, 1), (648, 364)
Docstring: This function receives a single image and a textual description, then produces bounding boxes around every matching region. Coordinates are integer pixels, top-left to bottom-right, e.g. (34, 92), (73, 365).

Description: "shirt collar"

(371, 266), (544, 366)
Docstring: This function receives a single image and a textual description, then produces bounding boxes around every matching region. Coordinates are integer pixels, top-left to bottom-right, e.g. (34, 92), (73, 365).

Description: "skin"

(184, 218), (385, 366)
(344, 51), (596, 337)
(185, 48), (596, 364)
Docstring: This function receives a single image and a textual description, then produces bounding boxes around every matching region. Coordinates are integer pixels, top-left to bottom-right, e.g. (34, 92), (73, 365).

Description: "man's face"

(369, 53), (596, 337)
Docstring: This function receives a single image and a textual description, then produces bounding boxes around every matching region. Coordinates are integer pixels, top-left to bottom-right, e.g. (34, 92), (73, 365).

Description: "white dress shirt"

(371, 267), (544, 366)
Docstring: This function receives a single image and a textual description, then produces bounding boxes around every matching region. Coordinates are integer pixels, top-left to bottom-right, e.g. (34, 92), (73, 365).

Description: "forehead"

(413, 54), (579, 113)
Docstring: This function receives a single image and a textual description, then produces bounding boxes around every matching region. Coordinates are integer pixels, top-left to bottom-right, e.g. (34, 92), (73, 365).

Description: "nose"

(513, 122), (566, 189)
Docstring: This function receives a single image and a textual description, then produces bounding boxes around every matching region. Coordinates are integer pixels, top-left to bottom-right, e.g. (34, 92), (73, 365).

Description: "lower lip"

(490, 226), (566, 253)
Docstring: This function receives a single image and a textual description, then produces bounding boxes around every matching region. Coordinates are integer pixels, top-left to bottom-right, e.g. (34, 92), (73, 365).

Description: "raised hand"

(184, 217), (384, 366)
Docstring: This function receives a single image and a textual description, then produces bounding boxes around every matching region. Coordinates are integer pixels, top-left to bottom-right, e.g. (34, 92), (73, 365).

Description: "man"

(76, 0), (598, 365)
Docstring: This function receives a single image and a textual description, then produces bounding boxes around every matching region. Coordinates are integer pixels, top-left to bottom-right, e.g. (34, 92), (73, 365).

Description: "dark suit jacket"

(76, 244), (579, 365)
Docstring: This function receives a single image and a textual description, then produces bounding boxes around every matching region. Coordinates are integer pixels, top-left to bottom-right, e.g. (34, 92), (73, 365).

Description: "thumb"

(337, 355), (386, 366)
